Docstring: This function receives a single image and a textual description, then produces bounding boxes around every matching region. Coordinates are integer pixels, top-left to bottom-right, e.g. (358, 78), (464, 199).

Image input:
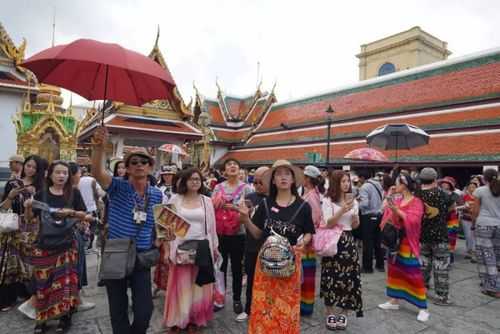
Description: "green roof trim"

(227, 153), (500, 166)
(243, 117), (500, 148)
(271, 53), (500, 111)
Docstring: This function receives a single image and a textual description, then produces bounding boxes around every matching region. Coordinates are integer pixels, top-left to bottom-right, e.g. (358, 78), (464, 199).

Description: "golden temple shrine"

(14, 84), (82, 162)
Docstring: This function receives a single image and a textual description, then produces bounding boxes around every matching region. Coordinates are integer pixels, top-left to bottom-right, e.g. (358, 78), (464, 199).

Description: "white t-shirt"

(321, 198), (359, 231)
(78, 176), (103, 212)
(178, 206), (206, 241)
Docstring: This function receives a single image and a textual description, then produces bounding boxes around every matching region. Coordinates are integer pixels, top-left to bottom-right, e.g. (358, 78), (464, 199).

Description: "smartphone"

(244, 199), (253, 209)
(345, 193), (354, 202)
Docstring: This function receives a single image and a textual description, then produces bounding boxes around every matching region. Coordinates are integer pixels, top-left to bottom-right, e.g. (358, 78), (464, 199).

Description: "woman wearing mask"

(378, 173), (428, 322)
(164, 168), (219, 333)
(239, 160), (315, 334)
(0, 155), (46, 312)
(320, 170), (363, 330)
(25, 161), (90, 333)
(212, 159), (252, 316)
(300, 165), (325, 316)
(472, 169), (500, 298)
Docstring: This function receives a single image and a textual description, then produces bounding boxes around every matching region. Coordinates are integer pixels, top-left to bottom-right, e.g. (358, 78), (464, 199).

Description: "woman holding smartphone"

(320, 170), (362, 331)
(378, 173), (428, 322)
(0, 155), (46, 312)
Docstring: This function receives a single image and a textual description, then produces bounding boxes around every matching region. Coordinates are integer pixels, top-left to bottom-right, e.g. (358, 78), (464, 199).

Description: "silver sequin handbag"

(0, 209), (19, 233)
(259, 228), (295, 278)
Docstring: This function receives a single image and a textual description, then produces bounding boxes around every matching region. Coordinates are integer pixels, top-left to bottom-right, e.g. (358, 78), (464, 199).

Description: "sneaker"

(375, 266), (385, 272)
(18, 299), (36, 319)
(78, 300), (96, 312)
(378, 301), (400, 310)
(233, 301), (243, 314)
(326, 315), (336, 331)
(336, 314), (347, 330)
(433, 297), (454, 306)
(235, 312), (248, 322)
(417, 310), (430, 322)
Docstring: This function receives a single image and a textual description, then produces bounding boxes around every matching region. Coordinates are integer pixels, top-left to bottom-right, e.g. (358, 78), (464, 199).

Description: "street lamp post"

(325, 104), (335, 168)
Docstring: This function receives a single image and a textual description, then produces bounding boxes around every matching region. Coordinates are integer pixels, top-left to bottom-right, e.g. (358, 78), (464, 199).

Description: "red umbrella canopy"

(21, 39), (176, 106)
(344, 147), (389, 162)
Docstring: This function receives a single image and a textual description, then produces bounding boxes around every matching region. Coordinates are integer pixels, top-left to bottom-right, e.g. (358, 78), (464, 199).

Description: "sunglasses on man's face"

(253, 180), (263, 186)
(129, 159), (150, 166)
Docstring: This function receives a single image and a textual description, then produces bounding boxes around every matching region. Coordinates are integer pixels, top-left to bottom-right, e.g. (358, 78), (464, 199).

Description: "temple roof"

(214, 46), (500, 166)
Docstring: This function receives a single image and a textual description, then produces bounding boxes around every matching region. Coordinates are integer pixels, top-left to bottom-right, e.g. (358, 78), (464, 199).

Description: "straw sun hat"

(262, 160), (304, 188)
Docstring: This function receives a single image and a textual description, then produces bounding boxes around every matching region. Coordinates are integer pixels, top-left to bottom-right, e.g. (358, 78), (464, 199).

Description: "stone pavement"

(1, 240), (500, 333)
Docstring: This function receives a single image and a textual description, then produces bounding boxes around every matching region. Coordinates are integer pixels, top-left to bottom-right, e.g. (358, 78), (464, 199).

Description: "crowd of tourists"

(1, 127), (500, 333)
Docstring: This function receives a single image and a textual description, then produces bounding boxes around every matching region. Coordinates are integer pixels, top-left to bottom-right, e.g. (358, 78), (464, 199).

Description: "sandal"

(336, 315), (347, 330)
(326, 315), (336, 331)
(481, 290), (500, 298)
(55, 315), (71, 333)
(34, 323), (47, 334)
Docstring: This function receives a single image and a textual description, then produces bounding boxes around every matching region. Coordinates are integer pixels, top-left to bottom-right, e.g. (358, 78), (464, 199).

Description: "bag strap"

(262, 198), (271, 221)
(367, 181), (383, 202)
(286, 199), (308, 224)
(202, 196), (208, 236)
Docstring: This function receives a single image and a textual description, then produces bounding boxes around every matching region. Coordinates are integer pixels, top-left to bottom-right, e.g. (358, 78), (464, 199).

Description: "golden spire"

(148, 25), (167, 69)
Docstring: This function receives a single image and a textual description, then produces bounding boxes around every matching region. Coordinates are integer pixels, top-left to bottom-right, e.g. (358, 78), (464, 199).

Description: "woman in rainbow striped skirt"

(378, 173), (429, 323)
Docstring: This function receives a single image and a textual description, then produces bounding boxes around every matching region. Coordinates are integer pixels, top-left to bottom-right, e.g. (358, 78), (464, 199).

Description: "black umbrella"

(366, 124), (430, 162)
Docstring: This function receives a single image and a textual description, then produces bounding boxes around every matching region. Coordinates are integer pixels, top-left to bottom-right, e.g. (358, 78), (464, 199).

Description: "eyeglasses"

(188, 178), (202, 183)
(129, 159), (150, 166)
(253, 180), (263, 186)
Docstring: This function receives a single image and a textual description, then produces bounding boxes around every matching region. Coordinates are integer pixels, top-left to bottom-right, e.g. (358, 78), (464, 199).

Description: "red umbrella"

(344, 147), (389, 162)
(158, 144), (189, 156)
(21, 39), (176, 122)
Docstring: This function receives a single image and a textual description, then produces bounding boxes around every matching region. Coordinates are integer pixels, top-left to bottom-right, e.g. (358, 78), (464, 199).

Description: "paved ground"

(1, 239), (500, 333)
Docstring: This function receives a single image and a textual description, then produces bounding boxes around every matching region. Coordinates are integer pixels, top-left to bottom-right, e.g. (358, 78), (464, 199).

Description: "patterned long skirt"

(0, 233), (28, 308)
(300, 244), (316, 316)
(447, 211), (459, 252)
(387, 237), (427, 309)
(31, 242), (80, 323)
(248, 250), (302, 334)
(164, 264), (214, 329)
(320, 231), (363, 316)
(154, 243), (169, 291)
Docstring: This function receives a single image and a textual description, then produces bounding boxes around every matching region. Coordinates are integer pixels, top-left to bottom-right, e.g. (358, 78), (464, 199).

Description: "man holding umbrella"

(92, 127), (163, 334)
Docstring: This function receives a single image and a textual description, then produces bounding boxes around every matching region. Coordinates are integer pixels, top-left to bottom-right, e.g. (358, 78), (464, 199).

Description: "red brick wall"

(260, 62), (500, 130)
(250, 106), (500, 144)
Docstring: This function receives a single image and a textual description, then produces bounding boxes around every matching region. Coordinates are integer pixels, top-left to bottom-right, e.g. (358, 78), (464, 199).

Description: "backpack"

(258, 198), (307, 278)
(381, 219), (405, 255)
(214, 183), (246, 235)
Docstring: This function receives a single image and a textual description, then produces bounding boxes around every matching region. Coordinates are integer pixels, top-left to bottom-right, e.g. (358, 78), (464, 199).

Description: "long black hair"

(484, 169), (500, 197)
(46, 161), (74, 204)
(113, 160), (125, 177)
(20, 155), (46, 192)
(268, 168), (300, 200)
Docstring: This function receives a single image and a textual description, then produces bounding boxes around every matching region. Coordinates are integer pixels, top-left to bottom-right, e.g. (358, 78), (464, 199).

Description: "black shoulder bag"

(100, 189), (158, 280)
(35, 190), (78, 251)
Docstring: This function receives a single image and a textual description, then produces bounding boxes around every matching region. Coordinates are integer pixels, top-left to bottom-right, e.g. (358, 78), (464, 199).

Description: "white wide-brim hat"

(262, 160), (304, 188)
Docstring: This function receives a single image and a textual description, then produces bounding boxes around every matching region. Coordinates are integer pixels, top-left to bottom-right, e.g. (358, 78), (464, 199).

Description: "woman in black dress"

(26, 161), (91, 334)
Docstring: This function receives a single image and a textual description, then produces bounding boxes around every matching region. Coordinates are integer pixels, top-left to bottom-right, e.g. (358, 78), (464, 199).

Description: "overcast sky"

(3, 0), (500, 107)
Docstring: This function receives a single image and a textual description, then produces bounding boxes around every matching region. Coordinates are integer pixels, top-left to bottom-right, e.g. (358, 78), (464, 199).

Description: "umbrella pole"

(101, 65), (109, 126)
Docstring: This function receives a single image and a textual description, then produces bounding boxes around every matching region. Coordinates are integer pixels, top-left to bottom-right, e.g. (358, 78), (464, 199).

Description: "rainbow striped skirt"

(386, 238), (427, 309)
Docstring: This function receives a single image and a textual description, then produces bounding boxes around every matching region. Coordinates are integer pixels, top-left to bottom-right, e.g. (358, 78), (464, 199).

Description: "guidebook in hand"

(153, 204), (190, 240)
